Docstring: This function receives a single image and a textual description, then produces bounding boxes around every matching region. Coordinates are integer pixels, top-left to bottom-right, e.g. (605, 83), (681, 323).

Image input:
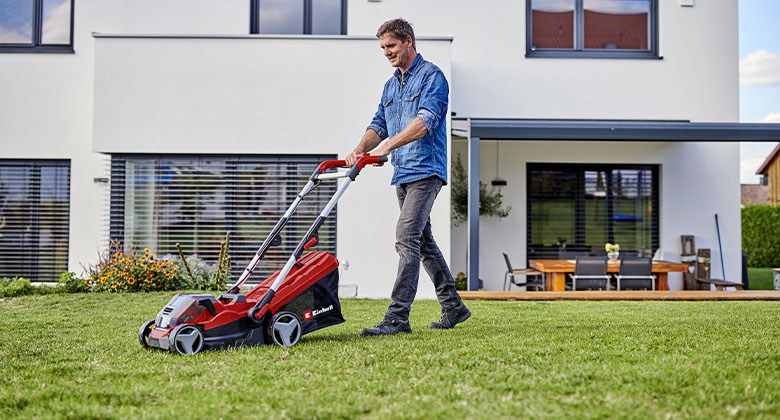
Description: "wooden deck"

(459, 290), (780, 301)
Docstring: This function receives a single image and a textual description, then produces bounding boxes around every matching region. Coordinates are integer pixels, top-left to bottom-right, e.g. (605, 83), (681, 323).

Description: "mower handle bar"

(314, 154), (387, 180)
(226, 154), (385, 295)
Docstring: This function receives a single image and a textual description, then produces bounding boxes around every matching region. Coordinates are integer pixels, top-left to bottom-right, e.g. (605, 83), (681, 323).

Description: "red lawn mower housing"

(137, 155), (385, 355)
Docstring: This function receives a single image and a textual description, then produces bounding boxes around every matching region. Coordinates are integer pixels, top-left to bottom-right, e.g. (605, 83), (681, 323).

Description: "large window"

(0, 0), (73, 53)
(527, 163), (659, 261)
(526, 0), (658, 58)
(0, 160), (71, 281)
(250, 0), (346, 35)
(110, 155), (337, 283)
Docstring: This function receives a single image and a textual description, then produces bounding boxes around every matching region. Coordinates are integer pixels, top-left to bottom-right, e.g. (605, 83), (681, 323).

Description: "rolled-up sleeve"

(417, 70), (449, 134)
(367, 96), (389, 140)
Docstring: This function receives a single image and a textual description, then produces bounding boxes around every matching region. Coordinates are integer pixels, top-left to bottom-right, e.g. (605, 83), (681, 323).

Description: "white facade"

(0, 0), (742, 295)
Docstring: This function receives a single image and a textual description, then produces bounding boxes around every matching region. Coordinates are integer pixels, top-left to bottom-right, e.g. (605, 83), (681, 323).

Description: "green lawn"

(2, 293), (780, 419)
(748, 268), (775, 290)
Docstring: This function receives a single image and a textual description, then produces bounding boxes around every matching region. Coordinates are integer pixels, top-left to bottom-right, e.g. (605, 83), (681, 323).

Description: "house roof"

(452, 119), (780, 142)
(756, 143), (780, 175)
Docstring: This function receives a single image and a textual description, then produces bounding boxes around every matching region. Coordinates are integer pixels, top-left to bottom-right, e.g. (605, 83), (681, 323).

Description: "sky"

(739, 0), (780, 183)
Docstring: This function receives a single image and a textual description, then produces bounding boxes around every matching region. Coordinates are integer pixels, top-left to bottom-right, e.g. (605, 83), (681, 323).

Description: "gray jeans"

(385, 176), (461, 322)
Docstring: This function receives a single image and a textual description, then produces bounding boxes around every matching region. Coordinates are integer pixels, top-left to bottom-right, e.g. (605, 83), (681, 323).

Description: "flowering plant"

(84, 242), (186, 292)
(604, 243), (620, 253)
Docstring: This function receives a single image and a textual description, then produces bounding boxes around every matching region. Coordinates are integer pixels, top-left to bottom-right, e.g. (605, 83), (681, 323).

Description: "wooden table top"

(529, 259), (689, 273)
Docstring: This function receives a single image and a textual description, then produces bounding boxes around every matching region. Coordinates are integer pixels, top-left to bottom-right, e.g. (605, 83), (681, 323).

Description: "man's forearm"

(353, 129), (383, 154)
(374, 118), (428, 156)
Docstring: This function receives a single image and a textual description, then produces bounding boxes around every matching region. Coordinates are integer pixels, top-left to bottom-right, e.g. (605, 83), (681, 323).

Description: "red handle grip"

(317, 159), (348, 174)
(355, 154), (387, 172)
(317, 154), (387, 175)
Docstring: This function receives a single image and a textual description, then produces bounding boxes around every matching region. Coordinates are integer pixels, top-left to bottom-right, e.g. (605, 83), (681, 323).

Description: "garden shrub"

(56, 271), (90, 293)
(0, 277), (52, 298)
(742, 205), (780, 267)
(84, 244), (187, 292)
(166, 253), (227, 292)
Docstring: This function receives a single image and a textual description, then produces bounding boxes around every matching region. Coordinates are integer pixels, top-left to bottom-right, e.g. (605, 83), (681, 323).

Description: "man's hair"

(376, 18), (416, 50)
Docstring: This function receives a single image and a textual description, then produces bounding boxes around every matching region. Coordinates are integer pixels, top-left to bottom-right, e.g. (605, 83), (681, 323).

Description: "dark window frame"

(0, 0), (75, 53)
(526, 162), (660, 261)
(249, 0), (347, 35)
(525, 0), (660, 59)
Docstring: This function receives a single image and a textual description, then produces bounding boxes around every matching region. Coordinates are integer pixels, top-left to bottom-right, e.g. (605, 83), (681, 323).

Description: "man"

(345, 18), (470, 336)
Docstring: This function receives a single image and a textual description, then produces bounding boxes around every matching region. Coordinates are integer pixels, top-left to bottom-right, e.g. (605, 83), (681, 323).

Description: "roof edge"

(756, 143), (780, 175)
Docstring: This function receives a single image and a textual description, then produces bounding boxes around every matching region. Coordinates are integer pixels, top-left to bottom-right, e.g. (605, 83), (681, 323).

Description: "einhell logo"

(303, 305), (333, 321)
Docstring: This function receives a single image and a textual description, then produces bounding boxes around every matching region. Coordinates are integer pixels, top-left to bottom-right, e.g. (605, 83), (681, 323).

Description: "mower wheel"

(268, 312), (302, 347)
(169, 324), (204, 356)
(138, 319), (156, 348)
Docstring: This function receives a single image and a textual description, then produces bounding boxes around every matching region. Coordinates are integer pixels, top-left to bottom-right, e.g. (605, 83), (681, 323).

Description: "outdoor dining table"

(528, 259), (690, 291)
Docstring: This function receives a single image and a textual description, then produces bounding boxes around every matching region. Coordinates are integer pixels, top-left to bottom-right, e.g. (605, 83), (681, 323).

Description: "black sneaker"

(360, 318), (412, 336)
(429, 302), (471, 329)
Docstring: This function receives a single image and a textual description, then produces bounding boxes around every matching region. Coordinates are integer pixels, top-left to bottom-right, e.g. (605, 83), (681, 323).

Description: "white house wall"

(1, 0), (743, 296)
(0, 0), (261, 281)
(92, 36), (452, 299)
(450, 140), (741, 291)
(349, 0), (739, 122)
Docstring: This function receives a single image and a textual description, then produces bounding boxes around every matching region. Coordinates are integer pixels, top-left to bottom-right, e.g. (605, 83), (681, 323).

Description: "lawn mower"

(138, 154), (386, 355)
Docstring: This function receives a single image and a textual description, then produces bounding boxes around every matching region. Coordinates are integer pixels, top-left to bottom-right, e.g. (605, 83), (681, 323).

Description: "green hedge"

(742, 205), (780, 267)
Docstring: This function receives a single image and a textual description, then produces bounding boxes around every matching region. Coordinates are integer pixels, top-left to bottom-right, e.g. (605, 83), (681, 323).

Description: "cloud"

(740, 142), (778, 183)
(759, 113), (780, 123)
(0, 26), (30, 43)
(41, 0), (71, 44)
(740, 50), (780, 87)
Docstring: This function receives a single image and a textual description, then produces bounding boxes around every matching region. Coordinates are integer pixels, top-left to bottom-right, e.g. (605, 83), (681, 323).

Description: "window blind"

(527, 163), (659, 261)
(0, 160), (71, 282)
(110, 155), (337, 284)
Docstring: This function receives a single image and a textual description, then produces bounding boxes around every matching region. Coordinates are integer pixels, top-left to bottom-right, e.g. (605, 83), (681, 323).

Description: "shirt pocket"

(403, 91), (421, 117)
(382, 97), (394, 122)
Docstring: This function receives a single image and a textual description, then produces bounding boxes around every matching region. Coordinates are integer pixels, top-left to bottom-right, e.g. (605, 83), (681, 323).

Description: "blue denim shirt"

(367, 54), (449, 186)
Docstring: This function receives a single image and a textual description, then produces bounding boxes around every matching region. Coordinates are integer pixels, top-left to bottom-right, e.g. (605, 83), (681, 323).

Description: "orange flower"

(144, 248), (151, 254)
(128, 277), (135, 285)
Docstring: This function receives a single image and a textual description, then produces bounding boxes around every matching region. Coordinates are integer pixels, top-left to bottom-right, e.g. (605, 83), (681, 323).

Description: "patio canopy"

(451, 118), (780, 291)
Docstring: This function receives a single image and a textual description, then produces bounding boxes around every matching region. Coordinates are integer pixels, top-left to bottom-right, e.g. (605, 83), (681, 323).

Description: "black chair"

(571, 256), (610, 290)
(503, 253), (544, 291)
(616, 257), (655, 290)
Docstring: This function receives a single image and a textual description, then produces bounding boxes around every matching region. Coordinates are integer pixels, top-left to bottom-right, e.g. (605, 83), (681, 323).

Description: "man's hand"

(344, 150), (361, 167)
(345, 130), (384, 166)
(369, 147), (390, 166)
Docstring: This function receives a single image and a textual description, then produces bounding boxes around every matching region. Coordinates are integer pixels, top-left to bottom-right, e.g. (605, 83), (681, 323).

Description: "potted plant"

(605, 243), (620, 261)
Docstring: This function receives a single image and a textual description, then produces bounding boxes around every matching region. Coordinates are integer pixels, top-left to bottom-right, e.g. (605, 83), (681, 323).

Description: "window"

(250, 0), (346, 35)
(110, 155), (337, 283)
(527, 163), (659, 261)
(526, 0), (658, 58)
(0, 0), (73, 53)
(0, 160), (71, 282)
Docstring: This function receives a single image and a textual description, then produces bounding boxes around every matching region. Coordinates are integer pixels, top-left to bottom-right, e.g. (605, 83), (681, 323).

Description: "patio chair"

(616, 257), (655, 290)
(503, 253), (544, 291)
(571, 256), (610, 290)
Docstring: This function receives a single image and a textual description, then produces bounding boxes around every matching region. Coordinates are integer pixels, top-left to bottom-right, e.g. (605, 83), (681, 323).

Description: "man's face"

(379, 33), (415, 70)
